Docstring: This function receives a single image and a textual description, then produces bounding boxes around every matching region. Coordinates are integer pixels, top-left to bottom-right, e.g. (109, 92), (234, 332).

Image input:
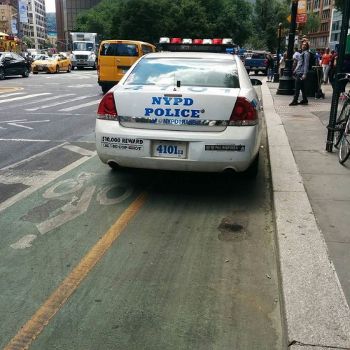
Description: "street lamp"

(273, 23), (283, 83)
(277, 0), (299, 95)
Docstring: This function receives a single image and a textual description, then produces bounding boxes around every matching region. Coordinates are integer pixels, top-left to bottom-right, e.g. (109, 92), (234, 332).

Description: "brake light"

(97, 92), (118, 120)
(212, 38), (223, 44)
(193, 39), (203, 44)
(229, 97), (258, 126)
(170, 38), (182, 43)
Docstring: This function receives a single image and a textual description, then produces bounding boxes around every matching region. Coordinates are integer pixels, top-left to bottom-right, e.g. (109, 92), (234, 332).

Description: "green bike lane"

(0, 145), (284, 349)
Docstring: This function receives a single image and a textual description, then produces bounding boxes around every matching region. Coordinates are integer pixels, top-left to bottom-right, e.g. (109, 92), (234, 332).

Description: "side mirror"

(250, 78), (262, 86)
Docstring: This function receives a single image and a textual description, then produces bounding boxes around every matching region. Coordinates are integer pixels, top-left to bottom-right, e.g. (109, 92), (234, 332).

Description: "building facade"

(21, 0), (47, 49)
(0, 0), (18, 34)
(306, 0), (333, 49)
(55, 0), (101, 50)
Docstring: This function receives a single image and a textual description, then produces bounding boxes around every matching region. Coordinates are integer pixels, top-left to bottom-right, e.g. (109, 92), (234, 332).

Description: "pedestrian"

(292, 47), (301, 71)
(289, 41), (310, 106)
(328, 50), (337, 85)
(279, 52), (287, 77)
(321, 48), (332, 84)
(266, 54), (274, 82)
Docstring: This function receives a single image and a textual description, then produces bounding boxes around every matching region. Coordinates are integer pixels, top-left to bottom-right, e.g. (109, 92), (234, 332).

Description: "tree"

(250, 0), (289, 51)
(301, 12), (320, 35)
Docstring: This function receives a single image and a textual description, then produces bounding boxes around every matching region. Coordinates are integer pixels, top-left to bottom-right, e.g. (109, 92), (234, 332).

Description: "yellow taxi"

(97, 40), (156, 94)
(32, 53), (72, 74)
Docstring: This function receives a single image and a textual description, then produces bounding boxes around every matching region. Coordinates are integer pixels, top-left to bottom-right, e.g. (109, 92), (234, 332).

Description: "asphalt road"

(0, 70), (284, 350)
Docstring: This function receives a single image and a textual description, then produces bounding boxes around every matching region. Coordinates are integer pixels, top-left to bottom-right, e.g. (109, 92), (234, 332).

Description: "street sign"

(297, 0), (307, 14)
(296, 14), (307, 23)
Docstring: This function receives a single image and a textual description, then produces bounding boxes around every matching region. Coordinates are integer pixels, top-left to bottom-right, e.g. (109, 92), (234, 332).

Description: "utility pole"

(277, 0), (298, 95)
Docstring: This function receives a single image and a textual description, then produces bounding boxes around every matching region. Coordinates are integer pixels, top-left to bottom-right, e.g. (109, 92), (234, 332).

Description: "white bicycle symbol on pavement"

(11, 172), (133, 249)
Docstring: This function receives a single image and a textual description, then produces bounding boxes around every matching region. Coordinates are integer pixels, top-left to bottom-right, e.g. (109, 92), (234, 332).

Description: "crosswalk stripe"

(26, 95), (100, 111)
(15, 94), (75, 107)
(0, 92), (25, 99)
(59, 99), (100, 111)
(0, 93), (51, 104)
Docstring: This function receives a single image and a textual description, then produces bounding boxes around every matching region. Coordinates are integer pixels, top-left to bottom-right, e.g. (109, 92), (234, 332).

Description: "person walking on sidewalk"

(289, 41), (310, 106)
(321, 48), (332, 84)
(266, 54), (274, 82)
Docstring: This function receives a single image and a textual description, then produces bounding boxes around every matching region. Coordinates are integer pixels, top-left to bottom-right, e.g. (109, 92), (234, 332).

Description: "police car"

(96, 47), (263, 177)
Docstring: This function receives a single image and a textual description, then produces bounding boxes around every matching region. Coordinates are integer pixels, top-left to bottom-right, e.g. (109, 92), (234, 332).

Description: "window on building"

(313, 0), (319, 9)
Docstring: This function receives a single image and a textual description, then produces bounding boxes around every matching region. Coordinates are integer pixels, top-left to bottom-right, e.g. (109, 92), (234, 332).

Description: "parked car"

(32, 54), (72, 74)
(244, 51), (268, 75)
(0, 52), (30, 80)
(95, 51), (263, 177)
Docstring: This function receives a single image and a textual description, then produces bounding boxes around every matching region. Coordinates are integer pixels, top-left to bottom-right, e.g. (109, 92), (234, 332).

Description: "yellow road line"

(4, 191), (148, 350)
(0, 87), (24, 94)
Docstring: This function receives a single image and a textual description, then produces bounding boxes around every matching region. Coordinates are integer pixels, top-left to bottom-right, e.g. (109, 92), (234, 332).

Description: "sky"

(45, 0), (55, 12)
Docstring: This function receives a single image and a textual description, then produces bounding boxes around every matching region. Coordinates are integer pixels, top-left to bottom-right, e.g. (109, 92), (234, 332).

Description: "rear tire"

(67, 65), (72, 73)
(0, 68), (5, 80)
(55, 65), (59, 73)
(33, 71), (38, 74)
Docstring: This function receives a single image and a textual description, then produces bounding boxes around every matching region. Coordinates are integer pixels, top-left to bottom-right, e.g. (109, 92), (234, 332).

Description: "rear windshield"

(99, 43), (138, 57)
(124, 58), (240, 88)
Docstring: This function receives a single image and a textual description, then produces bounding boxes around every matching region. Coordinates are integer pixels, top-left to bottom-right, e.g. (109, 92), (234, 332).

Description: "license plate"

(152, 141), (187, 159)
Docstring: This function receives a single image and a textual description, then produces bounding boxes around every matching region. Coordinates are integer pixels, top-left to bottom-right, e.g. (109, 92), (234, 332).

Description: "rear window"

(99, 43), (138, 57)
(124, 58), (240, 88)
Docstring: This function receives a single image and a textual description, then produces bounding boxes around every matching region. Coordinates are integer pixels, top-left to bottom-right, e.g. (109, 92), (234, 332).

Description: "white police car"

(96, 51), (263, 177)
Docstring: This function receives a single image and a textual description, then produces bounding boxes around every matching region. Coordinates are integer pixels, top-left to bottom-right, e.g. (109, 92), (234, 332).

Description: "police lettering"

(152, 96), (193, 106)
(145, 108), (200, 118)
(144, 96), (201, 119)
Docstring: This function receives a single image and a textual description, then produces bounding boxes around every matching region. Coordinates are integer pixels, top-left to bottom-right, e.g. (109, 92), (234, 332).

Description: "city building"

(20, 0), (47, 49)
(0, 0), (18, 35)
(306, 0), (333, 49)
(329, 8), (350, 51)
(55, 0), (101, 50)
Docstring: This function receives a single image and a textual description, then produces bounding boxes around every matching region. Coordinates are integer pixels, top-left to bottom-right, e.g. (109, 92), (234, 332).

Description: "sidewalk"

(262, 80), (350, 349)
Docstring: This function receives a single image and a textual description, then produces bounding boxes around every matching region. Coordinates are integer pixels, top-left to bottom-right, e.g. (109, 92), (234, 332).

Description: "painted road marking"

(25, 95), (99, 111)
(6, 120), (50, 130)
(0, 143), (67, 170)
(4, 191), (148, 350)
(0, 138), (51, 142)
(0, 155), (94, 213)
(10, 235), (37, 249)
(0, 92), (25, 98)
(59, 99), (100, 111)
(0, 93), (51, 104)
(0, 87), (24, 94)
(7, 94), (75, 108)
(62, 144), (95, 156)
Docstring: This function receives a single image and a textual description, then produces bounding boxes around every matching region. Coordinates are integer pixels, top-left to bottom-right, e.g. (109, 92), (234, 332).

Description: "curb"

(262, 82), (350, 349)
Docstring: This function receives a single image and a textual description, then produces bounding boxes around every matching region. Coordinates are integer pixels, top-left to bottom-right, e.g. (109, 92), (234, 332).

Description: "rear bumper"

(95, 120), (261, 173)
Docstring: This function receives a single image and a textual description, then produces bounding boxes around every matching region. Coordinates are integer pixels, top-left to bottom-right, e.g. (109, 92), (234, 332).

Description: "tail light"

(264, 59), (268, 66)
(212, 38), (223, 44)
(97, 92), (118, 120)
(193, 39), (203, 44)
(170, 38), (182, 44)
(228, 97), (258, 126)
